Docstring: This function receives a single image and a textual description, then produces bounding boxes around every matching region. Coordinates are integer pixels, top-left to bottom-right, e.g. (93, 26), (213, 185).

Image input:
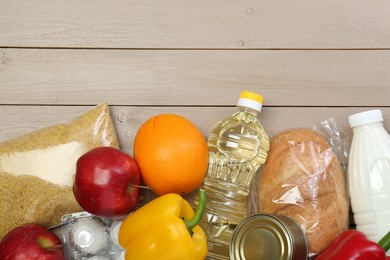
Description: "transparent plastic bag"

(0, 103), (119, 239)
(251, 118), (350, 257)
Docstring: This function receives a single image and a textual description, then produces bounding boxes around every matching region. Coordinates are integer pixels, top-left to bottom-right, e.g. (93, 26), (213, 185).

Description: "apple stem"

(129, 184), (152, 190)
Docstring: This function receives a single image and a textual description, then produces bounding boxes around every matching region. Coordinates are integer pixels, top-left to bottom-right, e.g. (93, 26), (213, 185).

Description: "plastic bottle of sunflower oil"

(348, 109), (390, 256)
(192, 91), (270, 260)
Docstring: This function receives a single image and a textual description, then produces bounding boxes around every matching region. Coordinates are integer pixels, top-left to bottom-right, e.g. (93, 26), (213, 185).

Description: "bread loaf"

(258, 128), (349, 255)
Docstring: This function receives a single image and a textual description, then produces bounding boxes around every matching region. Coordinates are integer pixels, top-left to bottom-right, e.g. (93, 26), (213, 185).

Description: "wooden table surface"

(1, 1), (390, 151)
(1, 1), (390, 258)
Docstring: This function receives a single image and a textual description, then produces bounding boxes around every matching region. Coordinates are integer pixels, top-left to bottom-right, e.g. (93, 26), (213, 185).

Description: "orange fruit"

(133, 114), (208, 196)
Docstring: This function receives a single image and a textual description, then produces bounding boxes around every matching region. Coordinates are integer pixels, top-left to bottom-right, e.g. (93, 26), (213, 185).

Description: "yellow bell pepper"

(118, 189), (208, 260)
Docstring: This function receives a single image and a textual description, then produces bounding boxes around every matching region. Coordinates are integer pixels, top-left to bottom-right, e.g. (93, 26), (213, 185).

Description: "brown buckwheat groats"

(0, 103), (119, 238)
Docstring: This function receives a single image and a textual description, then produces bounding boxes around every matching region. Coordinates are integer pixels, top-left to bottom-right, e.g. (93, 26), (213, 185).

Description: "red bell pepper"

(315, 230), (390, 260)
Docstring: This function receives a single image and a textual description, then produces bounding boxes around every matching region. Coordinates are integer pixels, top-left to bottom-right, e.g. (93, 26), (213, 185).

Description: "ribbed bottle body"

(194, 108), (269, 259)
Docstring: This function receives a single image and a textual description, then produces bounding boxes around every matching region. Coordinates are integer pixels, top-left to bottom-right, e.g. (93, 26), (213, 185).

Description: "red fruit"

(0, 224), (64, 260)
(73, 146), (141, 218)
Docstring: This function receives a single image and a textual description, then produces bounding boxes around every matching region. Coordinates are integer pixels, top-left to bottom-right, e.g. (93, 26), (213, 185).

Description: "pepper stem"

(378, 230), (390, 252)
(184, 189), (206, 234)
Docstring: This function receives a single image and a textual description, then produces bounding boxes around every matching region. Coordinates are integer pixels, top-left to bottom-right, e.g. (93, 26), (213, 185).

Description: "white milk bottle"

(348, 109), (390, 255)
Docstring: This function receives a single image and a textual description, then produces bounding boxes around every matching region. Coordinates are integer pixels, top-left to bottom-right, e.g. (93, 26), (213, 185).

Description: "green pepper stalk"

(185, 189), (206, 235)
(378, 231), (390, 253)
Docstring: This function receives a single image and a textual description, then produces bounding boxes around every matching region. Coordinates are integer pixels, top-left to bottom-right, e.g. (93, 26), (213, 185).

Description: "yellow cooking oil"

(193, 91), (270, 260)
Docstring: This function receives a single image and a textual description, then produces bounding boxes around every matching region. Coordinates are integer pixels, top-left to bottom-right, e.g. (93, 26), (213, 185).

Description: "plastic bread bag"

(251, 118), (350, 258)
(0, 103), (119, 239)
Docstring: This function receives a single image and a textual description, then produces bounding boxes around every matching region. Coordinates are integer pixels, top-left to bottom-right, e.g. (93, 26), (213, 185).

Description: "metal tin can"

(230, 213), (308, 260)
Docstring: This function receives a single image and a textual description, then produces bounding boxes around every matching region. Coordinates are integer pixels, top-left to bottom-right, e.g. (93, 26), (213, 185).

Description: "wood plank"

(1, 105), (390, 154)
(2, 0), (390, 49)
(1, 48), (390, 106)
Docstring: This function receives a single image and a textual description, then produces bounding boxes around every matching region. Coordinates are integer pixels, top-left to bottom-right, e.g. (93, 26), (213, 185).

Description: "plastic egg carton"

(57, 212), (125, 260)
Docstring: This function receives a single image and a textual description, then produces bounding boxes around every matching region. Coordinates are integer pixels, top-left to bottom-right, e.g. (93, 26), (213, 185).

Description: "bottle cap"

(348, 109), (384, 128)
(237, 91), (264, 112)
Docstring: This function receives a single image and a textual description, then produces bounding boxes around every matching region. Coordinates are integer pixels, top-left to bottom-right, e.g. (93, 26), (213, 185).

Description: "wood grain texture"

(1, 48), (390, 106)
(1, 0), (389, 238)
(2, 0), (390, 49)
(1, 105), (390, 154)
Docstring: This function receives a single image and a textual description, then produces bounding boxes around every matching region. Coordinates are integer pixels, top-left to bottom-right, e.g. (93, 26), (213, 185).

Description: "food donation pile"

(0, 103), (389, 260)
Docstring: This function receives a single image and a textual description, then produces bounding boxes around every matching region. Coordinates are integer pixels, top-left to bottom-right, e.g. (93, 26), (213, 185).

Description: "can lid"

(348, 109), (383, 128)
(230, 214), (308, 260)
(237, 91), (264, 112)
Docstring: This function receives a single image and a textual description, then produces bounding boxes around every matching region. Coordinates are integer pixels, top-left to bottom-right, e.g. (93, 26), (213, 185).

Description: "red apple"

(0, 224), (64, 260)
(73, 146), (141, 218)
